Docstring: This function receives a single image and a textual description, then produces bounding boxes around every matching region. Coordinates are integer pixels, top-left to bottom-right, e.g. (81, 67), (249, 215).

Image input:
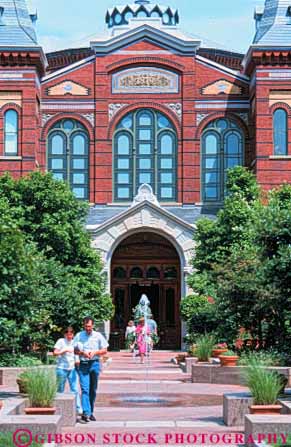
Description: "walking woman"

(135, 317), (151, 364)
(54, 327), (82, 417)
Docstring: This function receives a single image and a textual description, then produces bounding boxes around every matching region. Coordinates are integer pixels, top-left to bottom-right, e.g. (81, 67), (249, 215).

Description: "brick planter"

(223, 392), (253, 426)
(0, 365), (55, 388)
(192, 364), (291, 386)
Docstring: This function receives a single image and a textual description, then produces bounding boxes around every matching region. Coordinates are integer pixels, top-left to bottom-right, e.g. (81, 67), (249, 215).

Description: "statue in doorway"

(133, 294), (152, 322)
(133, 295), (159, 360)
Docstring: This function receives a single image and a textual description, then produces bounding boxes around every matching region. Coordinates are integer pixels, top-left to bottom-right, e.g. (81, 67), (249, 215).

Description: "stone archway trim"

(88, 200), (196, 269)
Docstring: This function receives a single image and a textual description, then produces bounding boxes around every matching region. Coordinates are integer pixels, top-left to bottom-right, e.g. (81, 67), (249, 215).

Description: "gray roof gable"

(253, 0), (291, 45)
(0, 0), (38, 47)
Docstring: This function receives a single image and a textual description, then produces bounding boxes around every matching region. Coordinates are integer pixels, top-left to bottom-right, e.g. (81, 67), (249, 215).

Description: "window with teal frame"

(273, 108), (288, 155)
(4, 109), (18, 155)
(114, 109), (177, 202)
(202, 118), (244, 202)
(47, 119), (89, 200)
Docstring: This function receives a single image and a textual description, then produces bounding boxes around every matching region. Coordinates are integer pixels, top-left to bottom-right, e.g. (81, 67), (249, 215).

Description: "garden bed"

(0, 392), (76, 442)
(0, 365), (56, 388)
(191, 364), (291, 386)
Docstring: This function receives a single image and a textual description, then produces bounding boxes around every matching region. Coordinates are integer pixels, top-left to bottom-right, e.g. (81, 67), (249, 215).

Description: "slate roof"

(86, 205), (218, 227)
(253, 0), (291, 45)
(0, 0), (38, 47)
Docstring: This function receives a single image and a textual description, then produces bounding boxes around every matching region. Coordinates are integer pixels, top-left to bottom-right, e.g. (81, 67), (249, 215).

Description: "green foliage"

(0, 432), (42, 447)
(195, 334), (216, 362)
(220, 350), (237, 356)
(186, 167), (291, 353)
(180, 295), (211, 322)
(26, 369), (57, 408)
(272, 436), (291, 447)
(238, 350), (284, 367)
(244, 358), (282, 405)
(226, 165), (260, 202)
(0, 354), (42, 367)
(0, 172), (114, 354)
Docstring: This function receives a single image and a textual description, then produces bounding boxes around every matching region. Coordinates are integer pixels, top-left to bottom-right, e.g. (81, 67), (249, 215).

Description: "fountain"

(119, 294), (167, 404)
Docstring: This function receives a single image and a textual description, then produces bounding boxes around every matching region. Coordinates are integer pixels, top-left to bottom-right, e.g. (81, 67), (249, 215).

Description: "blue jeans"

(56, 368), (82, 413)
(77, 360), (100, 417)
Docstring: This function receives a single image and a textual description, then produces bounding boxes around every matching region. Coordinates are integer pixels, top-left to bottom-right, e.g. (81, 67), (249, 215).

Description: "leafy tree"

(0, 172), (114, 354)
(187, 169), (291, 352)
(0, 197), (41, 351)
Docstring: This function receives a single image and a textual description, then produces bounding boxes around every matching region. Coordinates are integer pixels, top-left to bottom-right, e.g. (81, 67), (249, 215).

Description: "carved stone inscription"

(112, 68), (179, 94)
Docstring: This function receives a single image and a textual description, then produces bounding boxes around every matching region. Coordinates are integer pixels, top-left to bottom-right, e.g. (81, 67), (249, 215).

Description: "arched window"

(130, 267), (143, 279)
(273, 109), (288, 155)
(4, 109), (18, 155)
(114, 109), (177, 201)
(113, 267), (127, 279)
(202, 118), (244, 202)
(47, 119), (89, 199)
(146, 267), (160, 279)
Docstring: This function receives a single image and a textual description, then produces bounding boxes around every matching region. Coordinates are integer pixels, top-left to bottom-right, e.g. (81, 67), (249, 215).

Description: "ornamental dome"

(105, 0), (179, 29)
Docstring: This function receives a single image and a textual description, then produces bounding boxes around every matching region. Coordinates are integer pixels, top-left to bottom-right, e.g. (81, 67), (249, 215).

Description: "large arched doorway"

(111, 232), (181, 349)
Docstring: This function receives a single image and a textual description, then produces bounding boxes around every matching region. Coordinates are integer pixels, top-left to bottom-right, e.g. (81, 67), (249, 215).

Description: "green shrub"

(195, 334), (216, 362)
(0, 354), (42, 367)
(244, 358), (282, 405)
(238, 350), (284, 367)
(272, 435), (291, 446)
(221, 350), (237, 356)
(26, 369), (57, 408)
(0, 432), (42, 447)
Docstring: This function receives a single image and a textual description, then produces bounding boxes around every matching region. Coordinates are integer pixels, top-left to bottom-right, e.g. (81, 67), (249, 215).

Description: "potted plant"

(244, 359), (282, 415)
(219, 350), (239, 367)
(24, 369), (57, 415)
(212, 342), (228, 358)
(195, 334), (215, 363)
(17, 370), (32, 394)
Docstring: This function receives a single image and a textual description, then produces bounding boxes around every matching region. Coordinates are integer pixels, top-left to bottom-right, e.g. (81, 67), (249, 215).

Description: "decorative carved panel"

(112, 68), (179, 94)
(47, 80), (90, 96)
(0, 92), (22, 108)
(165, 103), (182, 121)
(202, 80), (242, 95)
(109, 103), (129, 120)
(269, 90), (291, 108)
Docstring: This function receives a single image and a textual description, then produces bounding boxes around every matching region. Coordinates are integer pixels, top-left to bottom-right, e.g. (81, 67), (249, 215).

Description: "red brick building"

(0, 0), (290, 347)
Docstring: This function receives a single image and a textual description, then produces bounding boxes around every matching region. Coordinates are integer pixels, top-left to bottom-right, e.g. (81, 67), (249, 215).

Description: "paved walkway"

(62, 351), (247, 445)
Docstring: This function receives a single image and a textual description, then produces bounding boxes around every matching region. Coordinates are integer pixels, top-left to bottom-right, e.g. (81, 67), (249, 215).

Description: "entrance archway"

(111, 232), (181, 349)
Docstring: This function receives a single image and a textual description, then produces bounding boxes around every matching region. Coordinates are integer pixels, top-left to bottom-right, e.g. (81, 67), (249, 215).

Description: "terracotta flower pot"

(219, 355), (239, 367)
(212, 348), (228, 358)
(249, 404), (282, 415)
(25, 407), (56, 415)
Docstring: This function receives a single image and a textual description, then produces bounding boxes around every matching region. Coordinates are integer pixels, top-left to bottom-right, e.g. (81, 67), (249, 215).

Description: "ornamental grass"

(26, 368), (57, 408)
(244, 357), (282, 405)
(195, 334), (216, 362)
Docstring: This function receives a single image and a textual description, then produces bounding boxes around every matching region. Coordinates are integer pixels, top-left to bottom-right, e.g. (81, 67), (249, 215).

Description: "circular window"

(63, 120), (74, 132)
(121, 116), (133, 129)
(115, 13), (122, 24)
(137, 10), (147, 18)
(158, 114), (170, 129)
(216, 119), (228, 131)
(124, 11), (133, 22)
(163, 13), (170, 24)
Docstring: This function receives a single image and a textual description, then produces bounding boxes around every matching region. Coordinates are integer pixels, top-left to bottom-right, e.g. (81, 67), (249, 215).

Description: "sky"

(26, 0), (265, 54)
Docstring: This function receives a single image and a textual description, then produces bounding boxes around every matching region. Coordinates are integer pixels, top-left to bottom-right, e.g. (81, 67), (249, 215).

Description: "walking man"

(74, 316), (108, 423)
